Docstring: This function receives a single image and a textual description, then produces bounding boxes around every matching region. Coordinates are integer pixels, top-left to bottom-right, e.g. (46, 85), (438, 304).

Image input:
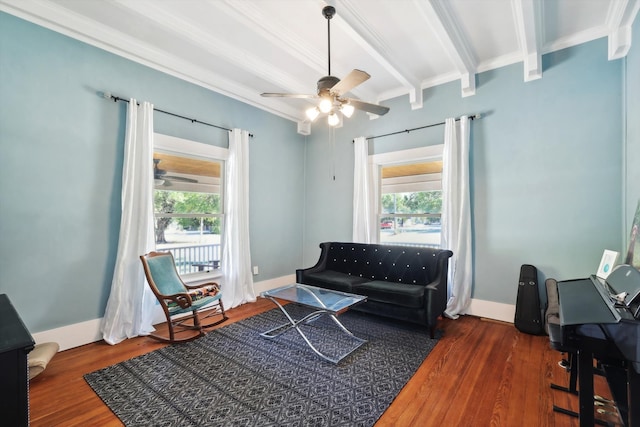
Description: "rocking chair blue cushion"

(145, 255), (186, 296)
(141, 251), (228, 342)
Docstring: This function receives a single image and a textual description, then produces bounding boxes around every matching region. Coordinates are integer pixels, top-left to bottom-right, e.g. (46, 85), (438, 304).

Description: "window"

(153, 134), (228, 277)
(371, 146), (443, 248)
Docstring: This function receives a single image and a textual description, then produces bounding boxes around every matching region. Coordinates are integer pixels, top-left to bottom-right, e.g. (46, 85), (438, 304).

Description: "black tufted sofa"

(296, 242), (453, 338)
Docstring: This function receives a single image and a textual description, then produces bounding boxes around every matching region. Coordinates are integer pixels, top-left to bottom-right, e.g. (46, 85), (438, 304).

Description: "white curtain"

(352, 136), (378, 243)
(221, 129), (256, 308)
(442, 116), (472, 318)
(102, 99), (157, 345)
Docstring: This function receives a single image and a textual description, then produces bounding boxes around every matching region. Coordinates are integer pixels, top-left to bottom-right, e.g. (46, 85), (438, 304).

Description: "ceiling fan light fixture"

(306, 107), (320, 121)
(318, 97), (333, 114)
(341, 103), (355, 118)
(327, 112), (340, 127)
(258, 5), (389, 129)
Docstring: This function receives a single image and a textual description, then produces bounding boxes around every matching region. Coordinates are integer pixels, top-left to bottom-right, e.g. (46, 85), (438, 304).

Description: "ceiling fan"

(260, 5), (390, 126)
(154, 159), (198, 186)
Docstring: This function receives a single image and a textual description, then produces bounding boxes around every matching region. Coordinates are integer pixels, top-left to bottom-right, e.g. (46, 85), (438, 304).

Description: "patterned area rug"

(85, 305), (439, 426)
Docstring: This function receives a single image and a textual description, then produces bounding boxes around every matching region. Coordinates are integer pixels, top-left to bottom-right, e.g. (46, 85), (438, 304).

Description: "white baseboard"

(253, 274), (297, 294)
(32, 318), (104, 352)
(464, 299), (515, 323)
(32, 274), (299, 352)
(33, 281), (516, 353)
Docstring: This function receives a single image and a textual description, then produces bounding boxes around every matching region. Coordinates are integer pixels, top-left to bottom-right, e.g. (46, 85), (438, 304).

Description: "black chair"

(546, 278), (578, 395)
(546, 278), (619, 426)
(545, 278), (583, 422)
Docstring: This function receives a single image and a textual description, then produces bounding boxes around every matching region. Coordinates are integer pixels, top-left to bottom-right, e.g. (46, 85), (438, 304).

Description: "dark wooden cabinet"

(0, 294), (35, 427)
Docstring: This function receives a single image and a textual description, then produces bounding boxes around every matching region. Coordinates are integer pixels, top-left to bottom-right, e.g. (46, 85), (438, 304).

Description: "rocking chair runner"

(140, 251), (228, 343)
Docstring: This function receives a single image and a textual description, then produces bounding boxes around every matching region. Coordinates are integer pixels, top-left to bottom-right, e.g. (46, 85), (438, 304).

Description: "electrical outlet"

(252, 266), (259, 275)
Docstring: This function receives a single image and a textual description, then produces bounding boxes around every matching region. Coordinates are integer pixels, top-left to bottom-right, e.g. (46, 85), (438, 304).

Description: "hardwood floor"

(29, 300), (618, 426)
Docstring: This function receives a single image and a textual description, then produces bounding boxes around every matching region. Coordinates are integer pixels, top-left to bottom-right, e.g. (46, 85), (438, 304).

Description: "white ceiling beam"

(606, 0), (640, 60)
(216, 0), (327, 80)
(222, 0), (380, 104)
(512, 0), (542, 82)
(416, 0), (476, 97)
(114, 0), (311, 96)
(328, 0), (423, 109)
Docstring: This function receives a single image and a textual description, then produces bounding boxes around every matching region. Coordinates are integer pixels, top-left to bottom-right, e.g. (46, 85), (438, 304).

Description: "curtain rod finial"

(101, 91), (111, 100)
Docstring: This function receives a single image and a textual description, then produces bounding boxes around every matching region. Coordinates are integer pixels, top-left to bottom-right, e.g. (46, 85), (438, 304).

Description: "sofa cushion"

(325, 243), (437, 284)
(303, 270), (370, 293)
(352, 280), (425, 308)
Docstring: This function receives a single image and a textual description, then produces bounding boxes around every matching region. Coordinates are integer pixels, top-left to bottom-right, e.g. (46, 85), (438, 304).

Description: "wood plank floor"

(29, 299), (620, 426)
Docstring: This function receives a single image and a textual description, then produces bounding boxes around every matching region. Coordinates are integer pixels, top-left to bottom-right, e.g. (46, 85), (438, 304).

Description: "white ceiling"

(2, 0), (638, 131)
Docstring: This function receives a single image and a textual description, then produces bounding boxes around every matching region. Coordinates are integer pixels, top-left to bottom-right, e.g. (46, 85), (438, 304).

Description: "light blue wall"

(1, 10), (636, 333)
(0, 12), (305, 333)
(303, 37), (626, 305)
(626, 17), (640, 243)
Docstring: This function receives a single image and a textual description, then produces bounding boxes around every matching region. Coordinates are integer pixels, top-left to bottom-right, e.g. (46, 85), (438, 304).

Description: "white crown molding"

(113, 0), (312, 96)
(542, 27), (610, 56)
(476, 51), (525, 74)
(419, 71), (462, 94)
(0, 0), (305, 123)
(2, 0), (634, 126)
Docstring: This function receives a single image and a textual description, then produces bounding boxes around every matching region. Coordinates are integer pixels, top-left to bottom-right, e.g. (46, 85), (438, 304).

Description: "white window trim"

(369, 145), (443, 167)
(154, 133), (228, 161)
(153, 133), (228, 283)
(383, 173), (442, 193)
(370, 144), (444, 195)
(371, 145), (444, 245)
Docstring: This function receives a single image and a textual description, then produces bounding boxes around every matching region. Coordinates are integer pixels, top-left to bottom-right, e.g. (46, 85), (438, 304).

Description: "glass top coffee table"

(260, 283), (367, 363)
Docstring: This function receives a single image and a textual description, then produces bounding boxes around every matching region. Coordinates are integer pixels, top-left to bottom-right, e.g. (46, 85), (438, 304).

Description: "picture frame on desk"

(596, 249), (619, 279)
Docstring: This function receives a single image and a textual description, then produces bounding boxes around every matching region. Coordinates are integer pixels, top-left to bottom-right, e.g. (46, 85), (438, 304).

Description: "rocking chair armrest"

(163, 292), (193, 309)
(184, 281), (220, 290)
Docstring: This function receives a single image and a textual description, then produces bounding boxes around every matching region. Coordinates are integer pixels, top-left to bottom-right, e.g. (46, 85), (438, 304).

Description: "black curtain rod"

(357, 113), (480, 142)
(102, 92), (254, 138)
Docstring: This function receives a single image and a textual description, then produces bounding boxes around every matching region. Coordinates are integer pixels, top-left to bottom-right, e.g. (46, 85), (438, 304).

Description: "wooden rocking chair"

(140, 251), (228, 343)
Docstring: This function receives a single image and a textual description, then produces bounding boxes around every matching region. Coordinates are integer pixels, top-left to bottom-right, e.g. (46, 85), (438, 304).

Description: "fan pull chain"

(331, 127), (336, 181)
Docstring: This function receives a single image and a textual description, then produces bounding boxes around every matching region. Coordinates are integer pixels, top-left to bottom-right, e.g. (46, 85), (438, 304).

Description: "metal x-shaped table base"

(260, 297), (367, 364)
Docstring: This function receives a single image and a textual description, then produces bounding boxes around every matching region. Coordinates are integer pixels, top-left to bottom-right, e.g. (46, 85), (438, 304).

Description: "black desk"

(558, 278), (640, 427)
(0, 294), (35, 427)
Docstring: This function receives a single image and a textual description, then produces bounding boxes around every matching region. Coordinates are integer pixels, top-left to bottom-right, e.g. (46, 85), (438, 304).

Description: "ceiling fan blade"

(261, 93), (317, 99)
(330, 69), (370, 97)
(345, 98), (390, 116)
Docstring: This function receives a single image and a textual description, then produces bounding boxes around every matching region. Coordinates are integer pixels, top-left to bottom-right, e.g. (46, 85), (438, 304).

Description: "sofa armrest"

(433, 249), (453, 284)
(424, 250), (453, 327)
(296, 242), (331, 283)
